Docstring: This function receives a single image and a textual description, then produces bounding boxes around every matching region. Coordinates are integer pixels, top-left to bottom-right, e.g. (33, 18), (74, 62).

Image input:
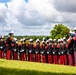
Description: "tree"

(50, 24), (70, 39)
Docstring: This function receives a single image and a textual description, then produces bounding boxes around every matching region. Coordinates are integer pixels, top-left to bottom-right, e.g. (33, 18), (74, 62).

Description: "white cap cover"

(1, 35), (4, 38)
(20, 39), (23, 41)
(53, 39), (56, 41)
(14, 38), (17, 41)
(69, 30), (72, 33)
(46, 40), (49, 43)
(49, 38), (52, 41)
(36, 39), (40, 42)
(29, 39), (33, 42)
(63, 37), (66, 40)
(23, 38), (25, 40)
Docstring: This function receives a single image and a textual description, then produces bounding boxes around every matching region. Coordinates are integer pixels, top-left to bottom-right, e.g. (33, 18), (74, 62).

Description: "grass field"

(0, 59), (76, 75)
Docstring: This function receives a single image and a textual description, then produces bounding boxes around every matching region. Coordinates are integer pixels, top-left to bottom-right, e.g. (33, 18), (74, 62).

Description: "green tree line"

(4, 24), (70, 41)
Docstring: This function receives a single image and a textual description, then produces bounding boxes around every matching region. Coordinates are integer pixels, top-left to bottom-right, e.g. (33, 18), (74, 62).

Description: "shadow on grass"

(0, 67), (76, 75)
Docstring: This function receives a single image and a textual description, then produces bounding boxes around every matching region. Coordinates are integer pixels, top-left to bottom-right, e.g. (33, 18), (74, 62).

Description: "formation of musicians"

(0, 27), (76, 66)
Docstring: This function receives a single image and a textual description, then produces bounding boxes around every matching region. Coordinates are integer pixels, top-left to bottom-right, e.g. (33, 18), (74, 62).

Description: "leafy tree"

(50, 24), (70, 39)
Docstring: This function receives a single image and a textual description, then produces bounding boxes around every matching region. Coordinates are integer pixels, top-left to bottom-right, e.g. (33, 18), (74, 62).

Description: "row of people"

(0, 36), (75, 66)
(0, 27), (76, 66)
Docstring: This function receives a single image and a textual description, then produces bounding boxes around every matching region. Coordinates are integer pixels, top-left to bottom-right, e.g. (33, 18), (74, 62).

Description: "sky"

(0, 0), (76, 36)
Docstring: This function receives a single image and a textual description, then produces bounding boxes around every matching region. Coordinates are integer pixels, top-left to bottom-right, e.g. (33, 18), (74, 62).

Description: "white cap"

(63, 37), (66, 40)
(72, 31), (75, 34)
(11, 30), (14, 34)
(53, 39), (56, 41)
(46, 40), (49, 43)
(20, 39), (23, 42)
(42, 38), (45, 41)
(58, 39), (60, 42)
(59, 39), (61, 41)
(36, 39), (40, 42)
(29, 39), (33, 42)
(74, 27), (76, 30)
(49, 38), (52, 41)
(1, 35), (4, 38)
(23, 38), (25, 41)
(14, 38), (17, 41)
(69, 30), (72, 33)
(60, 38), (63, 41)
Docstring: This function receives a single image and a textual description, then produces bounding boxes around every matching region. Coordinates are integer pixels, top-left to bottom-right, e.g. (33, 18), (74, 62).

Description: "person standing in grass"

(58, 38), (67, 65)
(6, 31), (14, 60)
(0, 36), (6, 58)
(23, 38), (28, 61)
(67, 31), (74, 66)
(28, 39), (35, 62)
(19, 38), (27, 61)
(62, 37), (67, 65)
(40, 40), (47, 63)
(52, 39), (58, 64)
(73, 27), (76, 66)
(46, 39), (53, 64)
(57, 39), (61, 64)
(12, 38), (18, 60)
(34, 39), (41, 62)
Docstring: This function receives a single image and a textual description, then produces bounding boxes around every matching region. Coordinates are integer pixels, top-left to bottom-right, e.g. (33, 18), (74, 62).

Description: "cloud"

(7, 0), (59, 25)
(0, 3), (7, 26)
(0, 0), (76, 36)
(53, 0), (76, 12)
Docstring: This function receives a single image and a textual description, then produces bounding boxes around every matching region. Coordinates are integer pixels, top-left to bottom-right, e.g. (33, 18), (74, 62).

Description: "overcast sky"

(0, 0), (76, 36)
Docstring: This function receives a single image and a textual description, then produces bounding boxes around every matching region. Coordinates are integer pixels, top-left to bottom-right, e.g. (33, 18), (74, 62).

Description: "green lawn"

(0, 59), (76, 75)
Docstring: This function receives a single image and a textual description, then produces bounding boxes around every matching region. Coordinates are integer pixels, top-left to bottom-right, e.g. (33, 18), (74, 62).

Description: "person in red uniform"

(40, 40), (47, 63)
(0, 36), (1, 58)
(0, 36), (6, 58)
(57, 39), (61, 64)
(52, 39), (58, 64)
(73, 37), (76, 66)
(23, 38), (28, 61)
(46, 40), (49, 63)
(62, 37), (67, 65)
(34, 39), (41, 62)
(19, 38), (27, 61)
(12, 38), (18, 60)
(58, 38), (67, 65)
(46, 39), (53, 64)
(6, 31), (14, 60)
(73, 27), (76, 66)
(67, 31), (74, 66)
(28, 39), (35, 62)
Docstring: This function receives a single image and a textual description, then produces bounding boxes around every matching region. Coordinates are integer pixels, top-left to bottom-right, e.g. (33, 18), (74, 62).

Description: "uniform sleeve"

(52, 45), (54, 49)
(74, 37), (76, 41)
(45, 45), (48, 50)
(33, 45), (36, 49)
(57, 45), (60, 49)
(11, 44), (14, 47)
(4, 41), (6, 48)
(66, 44), (68, 48)
(73, 41), (76, 50)
(40, 44), (42, 49)
(18, 44), (21, 50)
(10, 37), (12, 41)
(26, 44), (28, 47)
(26, 44), (30, 49)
